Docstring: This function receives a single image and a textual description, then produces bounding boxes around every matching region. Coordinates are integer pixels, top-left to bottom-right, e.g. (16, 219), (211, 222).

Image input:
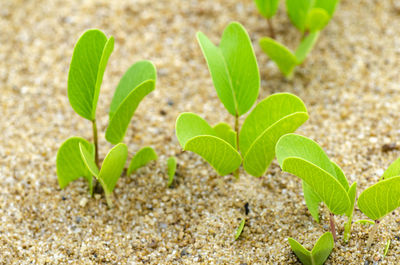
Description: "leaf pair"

(276, 134), (356, 221)
(57, 137), (127, 206)
(253, 0), (280, 18)
(68, 29), (157, 144)
(358, 157), (400, 221)
(286, 0), (339, 33)
(176, 93), (308, 177)
(289, 232), (334, 265)
(259, 32), (319, 78)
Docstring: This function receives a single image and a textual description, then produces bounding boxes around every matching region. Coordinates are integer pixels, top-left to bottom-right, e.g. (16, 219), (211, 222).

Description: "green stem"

(329, 213), (337, 242)
(105, 192), (113, 208)
(233, 114), (240, 179)
(267, 18), (275, 39)
(367, 220), (380, 248)
(343, 214), (353, 243)
(92, 119), (101, 195)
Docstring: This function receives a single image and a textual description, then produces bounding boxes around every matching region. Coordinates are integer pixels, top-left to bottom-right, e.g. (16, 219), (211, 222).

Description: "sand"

(1, 0), (400, 263)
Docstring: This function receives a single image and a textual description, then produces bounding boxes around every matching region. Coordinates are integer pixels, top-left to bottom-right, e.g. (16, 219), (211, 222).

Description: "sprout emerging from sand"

(56, 29), (157, 207)
(276, 134), (357, 242)
(253, 0), (280, 38)
(358, 157), (400, 247)
(176, 22), (308, 178)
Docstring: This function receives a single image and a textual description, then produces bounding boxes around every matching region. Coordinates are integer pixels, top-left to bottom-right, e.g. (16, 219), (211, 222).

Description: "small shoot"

(253, 0), (280, 38)
(259, 32), (319, 78)
(354, 220), (375, 225)
(127, 147), (158, 175)
(167, 156), (177, 188)
(288, 232), (334, 265)
(235, 218), (246, 241)
(286, 0), (339, 34)
(80, 143), (128, 207)
(357, 157), (400, 247)
(276, 134), (356, 242)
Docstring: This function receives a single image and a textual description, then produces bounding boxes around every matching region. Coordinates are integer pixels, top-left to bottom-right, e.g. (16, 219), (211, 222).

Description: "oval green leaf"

(381, 157), (400, 180)
(306, 8), (330, 32)
(254, 0), (280, 18)
(286, 0), (314, 32)
(56, 137), (94, 193)
(276, 134), (351, 215)
(79, 142), (99, 177)
(213, 122), (237, 149)
(68, 29), (114, 120)
(127, 146), (158, 175)
(234, 219), (246, 240)
(240, 93), (308, 177)
(259, 37), (298, 78)
(294, 32), (319, 64)
(314, 0), (339, 17)
(303, 181), (322, 222)
(184, 135), (242, 176)
(105, 61), (156, 144)
(98, 143), (128, 196)
(175, 112), (216, 147)
(197, 22), (260, 116)
(358, 176), (400, 220)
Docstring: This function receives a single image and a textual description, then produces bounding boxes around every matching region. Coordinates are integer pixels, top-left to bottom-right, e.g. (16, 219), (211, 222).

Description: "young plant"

(127, 147), (158, 176)
(286, 0), (339, 34)
(176, 22), (308, 178)
(276, 134), (357, 242)
(235, 218), (246, 241)
(288, 232), (334, 265)
(167, 156), (177, 187)
(357, 157), (400, 247)
(253, 0), (280, 38)
(56, 29), (157, 206)
(259, 32), (319, 78)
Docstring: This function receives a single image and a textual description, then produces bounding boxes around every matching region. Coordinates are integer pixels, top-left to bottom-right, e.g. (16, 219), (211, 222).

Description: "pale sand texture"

(1, 0), (400, 264)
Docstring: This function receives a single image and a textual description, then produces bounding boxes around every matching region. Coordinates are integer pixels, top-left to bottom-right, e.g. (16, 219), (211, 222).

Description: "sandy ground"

(1, 0), (400, 264)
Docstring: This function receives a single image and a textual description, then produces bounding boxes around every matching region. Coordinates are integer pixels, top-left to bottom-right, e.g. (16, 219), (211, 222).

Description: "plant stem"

(329, 213), (337, 242)
(92, 119), (99, 168)
(343, 214), (353, 243)
(233, 113), (240, 179)
(267, 18), (275, 39)
(105, 192), (113, 208)
(367, 220), (380, 248)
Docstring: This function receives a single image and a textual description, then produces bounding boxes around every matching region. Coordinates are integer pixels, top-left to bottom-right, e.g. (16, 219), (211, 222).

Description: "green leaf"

(56, 137), (94, 194)
(98, 143), (128, 197)
(68, 29), (114, 120)
(240, 93), (308, 177)
(235, 219), (246, 240)
(213, 122), (237, 149)
(354, 219), (375, 225)
(306, 8), (330, 32)
(127, 146), (158, 175)
(303, 181), (322, 222)
(286, 0), (314, 32)
(358, 176), (400, 220)
(276, 134), (351, 215)
(331, 161), (349, 191)
(167, 156), (177, 187)
(79, 143), (99, 177)
(197, 22), (260, 116)
(288, 232), (334, 265)
(346, 182), (357, 217)
(259, 37), (298, 77)
(294, 32), (319, 64)
(176, 113), (242, 176)
(254, 0), (280, 18)
(381, 157), (400, 180)
(383, 239), (391, 257)
(105, 61), (156, 144)
(185, 136), (242, 176)
(176, 113), (216, 147)
(314, 0), (339, 17)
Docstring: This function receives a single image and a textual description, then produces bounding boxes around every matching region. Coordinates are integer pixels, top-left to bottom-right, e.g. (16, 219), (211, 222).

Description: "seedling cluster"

(54, 9), (400, 263)
(254, 0), (339, 77)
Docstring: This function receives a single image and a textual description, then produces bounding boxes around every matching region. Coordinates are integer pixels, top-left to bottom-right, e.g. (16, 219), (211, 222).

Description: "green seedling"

(358, 157), (400, 247)
(176, 22), (308, 178)
(259, 32), (319, 78)
(57, 29), (157, 206)
(127, 147), (158, 175)
(276, 134), (357, 242)
(253, 0), (280, 38)
(167, 156), (177, 187)
(354, 220), (374, 225)
(288, 232), (334, 265)
(286, 0), (339, 33)
(235, 218), (246, 240)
